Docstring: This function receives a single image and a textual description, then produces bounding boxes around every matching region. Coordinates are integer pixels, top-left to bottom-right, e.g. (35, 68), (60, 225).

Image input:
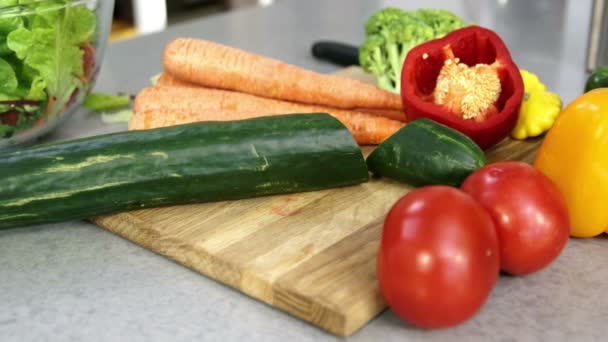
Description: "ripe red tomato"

(461, 161), (569, 276)
(377, 186), (499, 329)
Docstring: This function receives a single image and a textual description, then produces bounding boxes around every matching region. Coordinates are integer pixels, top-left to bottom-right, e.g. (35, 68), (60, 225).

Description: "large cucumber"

(0, 113), (369, 229)
(366, 118), (486, 187)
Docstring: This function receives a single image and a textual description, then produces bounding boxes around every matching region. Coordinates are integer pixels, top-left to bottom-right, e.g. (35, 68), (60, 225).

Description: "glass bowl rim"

(0, 0), (96, 18)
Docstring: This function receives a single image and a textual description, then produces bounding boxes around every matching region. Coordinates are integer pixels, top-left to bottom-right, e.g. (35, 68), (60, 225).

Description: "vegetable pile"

(378, 161), (570, 328)
(2, 3), (608, 335)
(0, 0), (97, 138)
(400, 25), (524, 149)
(358, 6), (608, 331)
(133, 37), (407, 145)
(358, 8), (564, 150)
(359, 7), (468, 94)
(0, 33), (412, 230)
(373, 61), (608, 328)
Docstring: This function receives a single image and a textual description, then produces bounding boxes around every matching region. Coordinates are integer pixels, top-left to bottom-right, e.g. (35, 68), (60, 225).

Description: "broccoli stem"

(371, 47), (397, 93)
(376, 74), (395, 93)
(374, 48), (401, 93)
(386, 44), (403, 93)
(372, 47), (385, 72)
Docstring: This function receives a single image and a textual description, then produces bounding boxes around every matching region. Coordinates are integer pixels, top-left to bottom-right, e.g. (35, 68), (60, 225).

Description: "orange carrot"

(130, 108), (402, 146)
(132, 86), (404, 145)
(163, 38), (403, 111)
(155, 73), (407, 122)
(156, 73), (197, 87)
(128, 109), (258, 131)
(355, 108), (406, 121)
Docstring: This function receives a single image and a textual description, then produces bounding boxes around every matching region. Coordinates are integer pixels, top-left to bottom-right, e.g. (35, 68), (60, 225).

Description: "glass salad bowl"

(0, 0), (114, 148)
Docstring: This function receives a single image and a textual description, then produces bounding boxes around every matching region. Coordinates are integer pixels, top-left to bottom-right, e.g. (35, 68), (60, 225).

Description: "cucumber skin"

(366, 118), (486, 187)
(0, 113), (369, 230)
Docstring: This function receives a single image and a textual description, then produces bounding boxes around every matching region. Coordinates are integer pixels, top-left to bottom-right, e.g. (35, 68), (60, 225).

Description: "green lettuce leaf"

(31, 1), (96, 43)
(63, 4), (97, 45)
(0, 57), (18, 94)
(0, 54), (40, 101)
(0, 124), (14, 138)
(0, 16), (23, 56)
(83, 92), (132, 112)
(0, 0), (18, 7)
(6, 2), (96, 105)
(0, 0), (98, 138)
(7, 26), (80, 101)
(0, 16), (22, 33)
(101, 109), (134, 124)
(24, 75), (46, 100)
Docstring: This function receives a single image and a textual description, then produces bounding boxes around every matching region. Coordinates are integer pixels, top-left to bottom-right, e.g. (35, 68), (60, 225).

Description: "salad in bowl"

(0, 0), (113, 147)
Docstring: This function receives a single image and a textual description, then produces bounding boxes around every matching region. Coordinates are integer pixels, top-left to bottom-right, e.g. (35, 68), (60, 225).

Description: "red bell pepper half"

(400, 25), (524, 149)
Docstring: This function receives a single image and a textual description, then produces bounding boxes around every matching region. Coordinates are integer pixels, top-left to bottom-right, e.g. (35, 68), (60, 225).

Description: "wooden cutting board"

(92, 67), (543, 337)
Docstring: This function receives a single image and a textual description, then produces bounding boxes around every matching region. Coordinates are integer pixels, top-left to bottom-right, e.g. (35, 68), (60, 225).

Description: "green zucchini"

(585, 66), (608, 93)
(0, 113), (369, 230)
(366, 118), (485, 187)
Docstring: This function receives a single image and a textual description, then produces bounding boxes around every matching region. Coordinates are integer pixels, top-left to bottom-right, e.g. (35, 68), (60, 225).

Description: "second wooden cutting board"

(92, 67), (543, 337)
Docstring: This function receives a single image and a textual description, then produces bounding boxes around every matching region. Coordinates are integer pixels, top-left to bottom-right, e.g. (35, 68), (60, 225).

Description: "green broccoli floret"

(364, 7), (408, 35)
(359, 7), (468, 94)
(415, 9), (469, 38)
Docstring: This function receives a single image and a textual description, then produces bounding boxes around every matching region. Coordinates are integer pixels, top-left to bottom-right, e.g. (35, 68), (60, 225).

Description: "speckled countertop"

(1, 0), (607, 341)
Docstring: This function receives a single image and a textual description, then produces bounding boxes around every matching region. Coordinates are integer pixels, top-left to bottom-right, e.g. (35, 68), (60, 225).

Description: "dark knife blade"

(311, 41), (360, 66)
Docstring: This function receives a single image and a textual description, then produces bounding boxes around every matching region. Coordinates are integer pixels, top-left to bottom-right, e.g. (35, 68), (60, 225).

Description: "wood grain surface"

(92, 67), (543, 336)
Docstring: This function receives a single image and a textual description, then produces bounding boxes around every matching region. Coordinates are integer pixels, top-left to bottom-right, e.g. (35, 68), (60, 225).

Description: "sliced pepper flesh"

(433, 58), (501, 122)
(511, 69), (562, 140)
(400, 25), (524, 150)
(534, 88), (608, 238)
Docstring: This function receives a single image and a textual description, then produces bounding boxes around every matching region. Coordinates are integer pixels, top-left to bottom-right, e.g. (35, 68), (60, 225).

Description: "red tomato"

(461, 161), (569, 276)
(81, 44), (96, 80)
(0, 110), (19, 125)
(377, 186), (499, 329)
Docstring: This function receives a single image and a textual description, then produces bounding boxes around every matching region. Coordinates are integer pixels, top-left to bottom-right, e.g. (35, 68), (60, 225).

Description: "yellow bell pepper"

(534, 88), (608, 237)
(511, 70), (562, 140)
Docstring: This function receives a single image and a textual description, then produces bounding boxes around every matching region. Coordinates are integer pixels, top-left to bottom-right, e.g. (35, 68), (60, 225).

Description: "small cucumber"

(585, 66), (608, 93)
(366, 118), (486, 186)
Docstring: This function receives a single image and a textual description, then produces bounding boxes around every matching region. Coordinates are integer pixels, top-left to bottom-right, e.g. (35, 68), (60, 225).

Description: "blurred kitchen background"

(110, 0), (276, 41)
(111, 0), (607, 70)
